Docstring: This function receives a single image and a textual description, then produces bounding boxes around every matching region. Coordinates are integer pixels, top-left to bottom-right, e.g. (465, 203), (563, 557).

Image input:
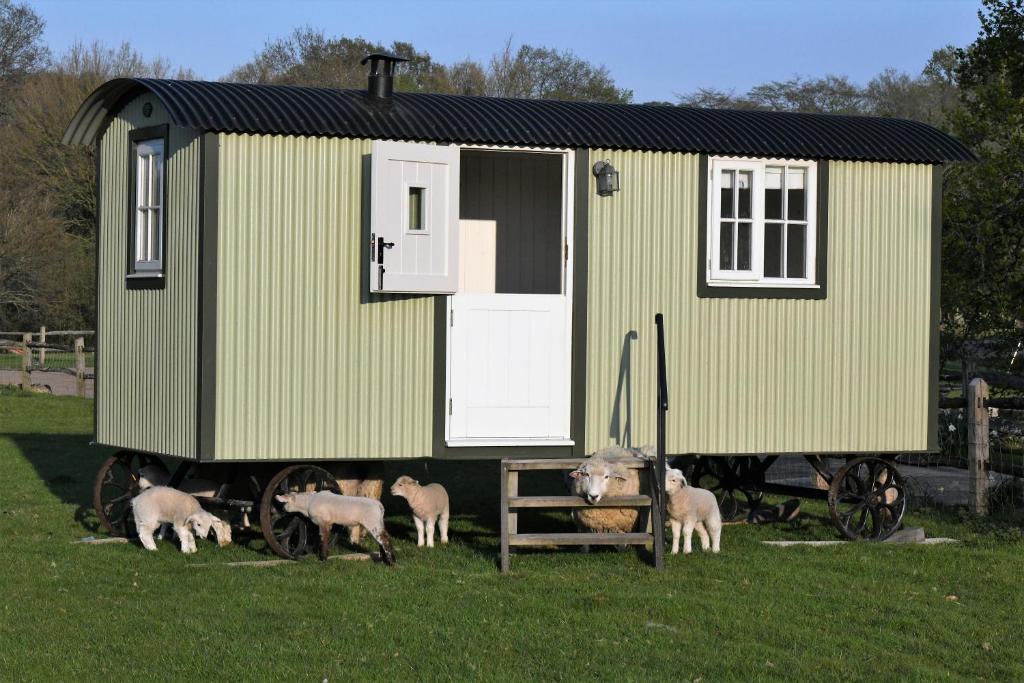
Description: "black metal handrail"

(652, 313), (668, 569)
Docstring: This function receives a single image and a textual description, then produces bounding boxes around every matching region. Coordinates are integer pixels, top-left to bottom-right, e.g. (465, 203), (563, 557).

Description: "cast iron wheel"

(92, 451), (167, 537)
(689, 456), (765, 522)
(828, 456), (906, 540)
(259, 465), (341, 560)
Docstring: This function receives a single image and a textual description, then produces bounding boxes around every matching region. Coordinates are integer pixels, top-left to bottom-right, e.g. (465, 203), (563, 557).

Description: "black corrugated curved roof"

(63, 78), (975, 164)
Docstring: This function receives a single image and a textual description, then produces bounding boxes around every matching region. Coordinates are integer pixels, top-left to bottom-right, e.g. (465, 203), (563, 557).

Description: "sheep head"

(187, 510), (232, 547)
(274, 492), (299, 512)
(665, 466), (688, 494)
(571, 460), (628, 504)
(389, 475), (418, 498)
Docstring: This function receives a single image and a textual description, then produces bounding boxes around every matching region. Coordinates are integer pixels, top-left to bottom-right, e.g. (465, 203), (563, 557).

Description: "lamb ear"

(568, 469), (581, 480)
(274, 494), (288, 503)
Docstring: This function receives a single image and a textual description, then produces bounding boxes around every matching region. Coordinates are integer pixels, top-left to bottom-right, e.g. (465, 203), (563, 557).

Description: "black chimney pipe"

(361, 53), (408, 100)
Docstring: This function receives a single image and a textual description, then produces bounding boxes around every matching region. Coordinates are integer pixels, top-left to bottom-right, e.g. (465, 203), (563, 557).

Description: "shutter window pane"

(765, 167), (783, 219)
(787, 225), (806, 278)
(787, 167), (806, 221)
(737, 222), (751, 270)
(719, 221), (734, 270)
(720, 171), (734, 218)
(765, 222), (783, 277)
(737, 171), (752, 219)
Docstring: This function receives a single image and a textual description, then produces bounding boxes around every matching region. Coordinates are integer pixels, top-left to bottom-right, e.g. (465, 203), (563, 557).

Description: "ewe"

(131, 486), (232, 553)
(568, 446), (649, 535)
(664, 467), (722, 555)
(274, 491), (395, 565)
(390, 476), (449, 548)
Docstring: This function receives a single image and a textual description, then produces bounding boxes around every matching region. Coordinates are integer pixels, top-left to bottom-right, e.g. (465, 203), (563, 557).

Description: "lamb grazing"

(568, 445), (649, 536)
(664, 467), (722, 555)
(130, 486), (232, 553)
(274, 491), (395, 565)
(389, 475), (449, 548)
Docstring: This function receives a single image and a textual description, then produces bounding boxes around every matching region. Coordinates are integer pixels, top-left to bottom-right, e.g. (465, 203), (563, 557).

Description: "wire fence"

(0, 329), (95, 397)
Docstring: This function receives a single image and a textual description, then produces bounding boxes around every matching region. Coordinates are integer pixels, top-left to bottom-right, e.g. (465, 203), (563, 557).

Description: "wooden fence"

(0, 328), (95, 398)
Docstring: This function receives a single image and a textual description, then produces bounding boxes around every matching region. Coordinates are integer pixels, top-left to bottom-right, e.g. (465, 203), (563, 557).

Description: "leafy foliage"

(942, 0), (1024, 367)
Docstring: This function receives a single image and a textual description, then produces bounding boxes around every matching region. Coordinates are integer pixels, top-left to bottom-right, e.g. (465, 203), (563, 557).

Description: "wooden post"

(967, 378), (990, 516)
(38, 326), (46, 367)
(500, 461), (511, 573)
(20, 333), (31, 389)
(75, 336), (86, 397)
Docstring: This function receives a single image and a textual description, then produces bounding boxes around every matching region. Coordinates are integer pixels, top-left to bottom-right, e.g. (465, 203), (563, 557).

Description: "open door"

(370, 140), (460, 294)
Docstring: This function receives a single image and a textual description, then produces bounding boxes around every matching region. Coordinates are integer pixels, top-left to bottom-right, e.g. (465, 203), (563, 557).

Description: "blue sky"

(31, 0), (981, 102)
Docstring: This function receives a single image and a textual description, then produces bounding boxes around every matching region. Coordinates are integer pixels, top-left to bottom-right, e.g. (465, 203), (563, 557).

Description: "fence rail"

(0, 327), (95, 397)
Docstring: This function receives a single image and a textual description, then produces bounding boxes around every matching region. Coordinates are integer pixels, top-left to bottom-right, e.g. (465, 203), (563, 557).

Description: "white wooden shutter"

(370, 140), (460, 294)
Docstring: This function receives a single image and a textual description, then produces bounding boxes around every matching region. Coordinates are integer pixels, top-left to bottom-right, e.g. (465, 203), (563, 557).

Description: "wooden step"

(509, 532), (652, 546)
(503, 457), (650, 471)
(508, 495), (652, 509)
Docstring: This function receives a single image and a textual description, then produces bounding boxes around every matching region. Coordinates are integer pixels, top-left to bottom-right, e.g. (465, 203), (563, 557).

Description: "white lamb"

(389, 475), (450, 548)
(664, 467), (722, 555)
(130, 486), (232, 553)
(274, 491), (395, 565)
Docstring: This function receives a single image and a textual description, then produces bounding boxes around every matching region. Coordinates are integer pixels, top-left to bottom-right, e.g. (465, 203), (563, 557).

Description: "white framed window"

(131, 135), (165, 276)
(707, 157), (818, 289)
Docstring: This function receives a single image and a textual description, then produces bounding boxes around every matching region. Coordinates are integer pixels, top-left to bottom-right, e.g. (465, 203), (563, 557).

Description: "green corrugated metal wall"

(96, 95), (200, 458)
(214, 134), (435, 460)
(585, 150), (933, 454)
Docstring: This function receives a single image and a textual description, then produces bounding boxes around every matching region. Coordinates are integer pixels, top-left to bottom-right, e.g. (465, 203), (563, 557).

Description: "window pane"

(737, 222), (751, 270)
(787, 167), (806, 221)
(408, 187), (424, 230)
(737, 171), (752, 219)
(787, 225), (806, 278)
(719, 221), (734, 270)
(765, 167), (783, 220)
(719, 171), (733, 218)
(150, 154), (162, 209)
(147, 209), (155, 261)
(764, 222), (783, 277)
(138, 155), (149, 206)
(136, 210), (146, 261)
(152, 209), (161, 262)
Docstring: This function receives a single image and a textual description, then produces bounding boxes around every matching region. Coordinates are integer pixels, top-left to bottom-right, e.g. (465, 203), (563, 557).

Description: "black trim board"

(125, 124), (169, 288)
(927, 165), (943, 453)
(93, 137), (101, 442)
(431, 148), (590, 459)
(697, 155), (829, 300)
(197, 132), (219, 461)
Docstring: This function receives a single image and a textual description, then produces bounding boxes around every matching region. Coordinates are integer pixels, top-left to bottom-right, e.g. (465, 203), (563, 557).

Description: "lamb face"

(274, 492), (300, 513)
(187, 510), (232, 547)
(390, 475), (416, 498)
(570, 461), (627, 504)
(665, 467), (687, 494)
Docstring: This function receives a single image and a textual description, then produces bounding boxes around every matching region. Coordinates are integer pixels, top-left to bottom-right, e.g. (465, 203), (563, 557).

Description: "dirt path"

(0, 370), (94, 398)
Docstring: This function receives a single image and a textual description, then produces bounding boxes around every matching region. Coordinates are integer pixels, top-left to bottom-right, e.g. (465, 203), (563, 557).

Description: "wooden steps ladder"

(498, 314), (670, 573)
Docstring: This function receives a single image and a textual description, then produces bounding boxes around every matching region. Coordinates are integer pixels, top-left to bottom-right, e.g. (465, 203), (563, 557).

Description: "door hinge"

(450, 310), (454, 327)
(565, 242), (569, 262)
(448, 398), (453, 415)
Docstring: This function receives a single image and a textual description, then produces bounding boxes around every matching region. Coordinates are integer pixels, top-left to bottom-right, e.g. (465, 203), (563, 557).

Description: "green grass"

(1, 391), (1023, 681)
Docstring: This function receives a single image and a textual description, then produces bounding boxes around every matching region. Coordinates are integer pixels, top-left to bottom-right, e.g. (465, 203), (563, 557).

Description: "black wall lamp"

(593, 160), (620, 196)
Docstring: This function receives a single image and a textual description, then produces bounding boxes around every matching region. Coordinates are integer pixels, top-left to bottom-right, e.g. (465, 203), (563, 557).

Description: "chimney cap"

(360, 52), (408, 74)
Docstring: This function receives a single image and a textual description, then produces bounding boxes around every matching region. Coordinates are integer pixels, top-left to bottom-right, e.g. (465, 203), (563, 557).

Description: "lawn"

(0, 351), (95, 371)
(1, 391), (1022, 681)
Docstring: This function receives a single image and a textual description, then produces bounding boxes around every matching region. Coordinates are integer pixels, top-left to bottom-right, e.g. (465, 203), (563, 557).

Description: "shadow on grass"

(4, 432), (114, 534)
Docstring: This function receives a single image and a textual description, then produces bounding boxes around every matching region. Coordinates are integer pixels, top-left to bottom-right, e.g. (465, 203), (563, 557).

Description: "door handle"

(376, 237), (395, 264)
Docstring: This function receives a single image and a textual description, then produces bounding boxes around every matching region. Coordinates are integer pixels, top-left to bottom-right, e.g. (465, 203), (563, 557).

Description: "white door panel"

(448, 293), (571, 442)
(370, 140), (459, 294)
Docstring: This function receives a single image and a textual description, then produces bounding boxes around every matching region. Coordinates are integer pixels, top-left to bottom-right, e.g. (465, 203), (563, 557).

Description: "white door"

(446, 148), (574, 446)
(369, 140), (459, 294)
(447, 294), (572, 444)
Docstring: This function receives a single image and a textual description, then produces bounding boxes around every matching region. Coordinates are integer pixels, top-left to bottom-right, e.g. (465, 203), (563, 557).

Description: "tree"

(0, 41), (194, 330)
(678, 75), (865, 114)
(0, 0), (47, 119)
(485, 39), (631, 103)
(941, 0), (1024, 368)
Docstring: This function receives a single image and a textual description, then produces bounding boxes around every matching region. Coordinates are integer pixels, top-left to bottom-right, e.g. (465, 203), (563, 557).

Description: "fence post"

(39, 326), (46, 367)
(75, 337), (86, 398)
(20, 333), (31, 389)
(967, 377), (990, 516)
